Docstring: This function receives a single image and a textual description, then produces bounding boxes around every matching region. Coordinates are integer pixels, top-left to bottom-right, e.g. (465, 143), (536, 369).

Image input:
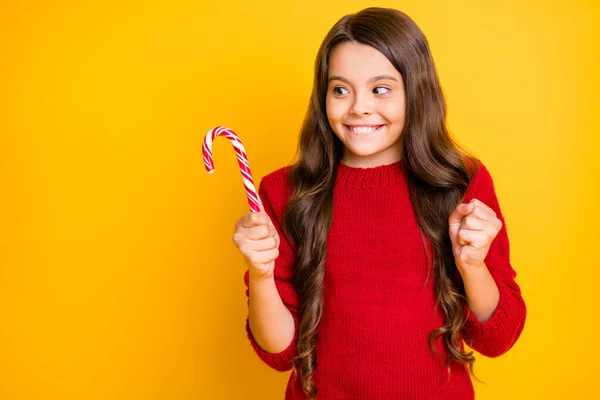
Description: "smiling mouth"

(344, 124), (385, 134)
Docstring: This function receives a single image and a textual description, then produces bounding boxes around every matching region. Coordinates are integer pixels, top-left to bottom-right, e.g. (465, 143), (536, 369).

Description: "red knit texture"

(243, 158), (527, 399)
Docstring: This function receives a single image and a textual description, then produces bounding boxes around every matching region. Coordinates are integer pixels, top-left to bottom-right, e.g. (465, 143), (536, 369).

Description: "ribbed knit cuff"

(462, 277), (526, 357)
(245, 313), (300, 372)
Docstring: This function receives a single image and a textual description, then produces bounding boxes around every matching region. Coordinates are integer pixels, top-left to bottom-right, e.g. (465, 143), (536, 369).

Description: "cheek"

(380, 101), (406, 123)
(325, 99), (345, 123)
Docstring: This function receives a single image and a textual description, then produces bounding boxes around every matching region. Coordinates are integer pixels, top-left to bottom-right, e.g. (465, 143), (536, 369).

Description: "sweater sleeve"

(460, 163), (527, 358)
(244, 176), (300, 372)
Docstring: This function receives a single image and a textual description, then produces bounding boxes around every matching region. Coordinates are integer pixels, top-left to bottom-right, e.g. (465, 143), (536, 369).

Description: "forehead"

(328, 42), (400, 81)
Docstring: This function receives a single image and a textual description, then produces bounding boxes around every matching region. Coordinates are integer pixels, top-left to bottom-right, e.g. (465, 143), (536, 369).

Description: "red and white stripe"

(203, 126), (260, 213)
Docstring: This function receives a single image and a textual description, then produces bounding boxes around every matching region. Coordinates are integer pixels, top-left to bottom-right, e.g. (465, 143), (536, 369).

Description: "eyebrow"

(328, 74), (399, 84)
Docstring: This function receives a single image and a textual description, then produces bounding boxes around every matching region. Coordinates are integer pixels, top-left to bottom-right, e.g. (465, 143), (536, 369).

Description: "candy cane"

(203, 126), (260, 213)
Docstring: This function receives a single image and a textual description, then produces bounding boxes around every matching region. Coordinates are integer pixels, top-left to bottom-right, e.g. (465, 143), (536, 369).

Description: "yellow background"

(1, 0), (598, 399)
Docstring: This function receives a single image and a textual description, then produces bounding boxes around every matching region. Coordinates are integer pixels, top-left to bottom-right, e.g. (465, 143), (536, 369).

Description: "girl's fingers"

(243, 223), (276, 240)
(241, 211), (270, 228)
(469, 198), (496, 220)
(457, 228), (487, 250)
(248, 236), (279, 252)
(460, 215), (484, 231)
(250, 247), (279, 267)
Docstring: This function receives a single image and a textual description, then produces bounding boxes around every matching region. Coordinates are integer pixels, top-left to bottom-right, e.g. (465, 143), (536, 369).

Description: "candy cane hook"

(203, 126), (260, 213)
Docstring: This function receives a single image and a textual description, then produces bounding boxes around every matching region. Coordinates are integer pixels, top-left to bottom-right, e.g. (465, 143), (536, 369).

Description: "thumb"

(449, 202), (473, 225)
(448, 202), (473, 248)
(256, 192), (276, 229)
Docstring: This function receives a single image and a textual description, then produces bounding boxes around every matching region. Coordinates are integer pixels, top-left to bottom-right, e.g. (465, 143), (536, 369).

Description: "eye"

(374, 87), (391, 95)
(331, 86), (391, 96)
(333, 87), (349, 95)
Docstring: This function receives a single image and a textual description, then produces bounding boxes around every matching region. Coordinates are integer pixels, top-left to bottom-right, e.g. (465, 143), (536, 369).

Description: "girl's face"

(326, 41), (406, 168)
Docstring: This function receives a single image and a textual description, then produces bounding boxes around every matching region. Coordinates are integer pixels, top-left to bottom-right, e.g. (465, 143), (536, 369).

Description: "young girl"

(233, 7), (527, 400)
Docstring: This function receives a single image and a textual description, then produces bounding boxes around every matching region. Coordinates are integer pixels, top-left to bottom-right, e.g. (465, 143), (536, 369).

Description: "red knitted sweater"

(243, 158), (527, 399)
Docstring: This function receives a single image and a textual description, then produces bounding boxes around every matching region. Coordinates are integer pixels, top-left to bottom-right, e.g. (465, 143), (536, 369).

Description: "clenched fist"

(232, 195), (281, 280)
(448, 198), (502, 271)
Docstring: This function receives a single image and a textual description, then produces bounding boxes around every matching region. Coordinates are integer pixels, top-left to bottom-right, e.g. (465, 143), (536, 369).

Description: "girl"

(233, 7), (527, 400)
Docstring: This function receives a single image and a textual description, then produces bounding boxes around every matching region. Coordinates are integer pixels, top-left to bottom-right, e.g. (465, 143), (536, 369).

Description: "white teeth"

(349, 125), (380, 133)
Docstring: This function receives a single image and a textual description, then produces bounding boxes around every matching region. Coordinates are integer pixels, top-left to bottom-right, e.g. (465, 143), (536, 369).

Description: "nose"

(349, 91), (373, 116)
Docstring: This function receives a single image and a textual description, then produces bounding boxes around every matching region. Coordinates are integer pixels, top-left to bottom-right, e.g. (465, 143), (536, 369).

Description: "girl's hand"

(232, 194), (281, 280)
(448, 198), (502, 271)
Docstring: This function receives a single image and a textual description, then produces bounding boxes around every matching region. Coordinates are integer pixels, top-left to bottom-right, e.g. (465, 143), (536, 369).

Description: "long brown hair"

(281, 7), (482, 398)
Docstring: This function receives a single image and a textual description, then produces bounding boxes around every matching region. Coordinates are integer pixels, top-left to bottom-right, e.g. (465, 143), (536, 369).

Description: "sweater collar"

(335, 158), (406, 189)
